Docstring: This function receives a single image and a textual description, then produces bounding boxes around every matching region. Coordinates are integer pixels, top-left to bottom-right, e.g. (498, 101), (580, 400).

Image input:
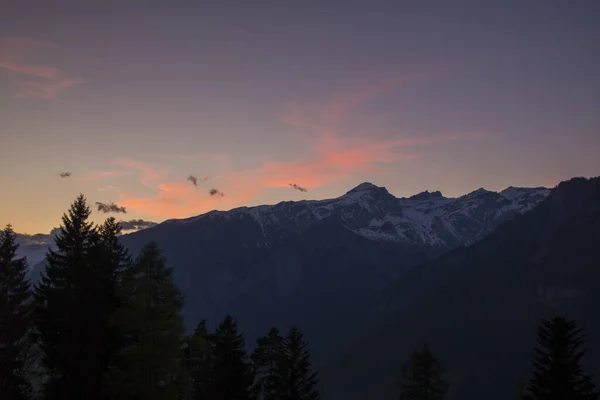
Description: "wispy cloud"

(112, 157), (169, 186)
(80, 170), (127, 182)
(0, 37), (83, 100)
(97, 185), (119, 192)
(16, 78), (84, 100)
(321, 71), (430, 123)
(117, 66), (475, 219)
(0, 60), (59, 79)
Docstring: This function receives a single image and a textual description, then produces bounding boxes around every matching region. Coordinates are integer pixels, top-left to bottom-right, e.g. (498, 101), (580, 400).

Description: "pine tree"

(268, 325), (319, 400)
(207, 315), (254, 400)
(95, 217), (132, 281)
(33, 194), (107, 399)
(251, 327), (284, 399)
(397, 343), (448, 400)
(103, 241), (190, 400)
(183, 320), (212, 400)
(527, 316), (599, 400)
(0, 224), (33, 400)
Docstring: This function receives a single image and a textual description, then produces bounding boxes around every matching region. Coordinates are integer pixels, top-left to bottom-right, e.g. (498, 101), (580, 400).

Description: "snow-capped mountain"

(104, 182), (549, 343)
(160, 182), (549, 248)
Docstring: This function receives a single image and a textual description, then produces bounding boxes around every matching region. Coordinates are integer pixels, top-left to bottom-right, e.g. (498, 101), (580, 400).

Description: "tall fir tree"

(527, 316), (598, 400)
(33, 194), (109, 399)
(0, 224), (33, 400)
(103, 241), (190, 400)
(251, 327), (284, 399)
(268, 325), (319, 400)
(207, 315), (254, 400)
(397, 343), (448, 400)
(183, 320), (212, 400)
(95, 217), (132, 281)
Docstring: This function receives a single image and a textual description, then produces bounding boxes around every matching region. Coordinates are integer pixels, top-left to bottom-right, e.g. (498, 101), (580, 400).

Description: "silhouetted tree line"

(0, 195), (598, 399)
(0, 195), (319, 400)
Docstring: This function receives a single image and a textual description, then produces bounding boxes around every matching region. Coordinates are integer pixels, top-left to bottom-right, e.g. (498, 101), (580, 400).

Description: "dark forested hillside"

(323, 177), (600, 400)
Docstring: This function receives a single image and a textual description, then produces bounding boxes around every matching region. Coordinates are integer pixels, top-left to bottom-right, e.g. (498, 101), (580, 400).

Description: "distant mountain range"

(30, 180), (591, 400)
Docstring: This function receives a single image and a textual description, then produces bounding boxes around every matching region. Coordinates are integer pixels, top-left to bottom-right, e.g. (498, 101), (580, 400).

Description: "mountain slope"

(323, 177), (600, 400)
(26, 182), (549, 362)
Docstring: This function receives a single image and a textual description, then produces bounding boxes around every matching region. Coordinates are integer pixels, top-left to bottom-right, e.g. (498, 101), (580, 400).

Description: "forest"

(1, 195), (598, 400)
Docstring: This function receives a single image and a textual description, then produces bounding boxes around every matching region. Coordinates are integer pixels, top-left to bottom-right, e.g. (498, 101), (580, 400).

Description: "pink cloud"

(0, 61), (59, 79)
(16, 78), (84, 100)
(117, 67), (474, 219)
(321, 71), (430, 123)
(0, 36), (82, 100)
(112, 157), (169, 186)
(80, 170), (128, 182)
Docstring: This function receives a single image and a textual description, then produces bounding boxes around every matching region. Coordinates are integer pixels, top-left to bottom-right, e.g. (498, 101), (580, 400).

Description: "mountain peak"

(467, 187), (492, 196)
(409, 190), (444, 201)
(347, 182), (380, 193)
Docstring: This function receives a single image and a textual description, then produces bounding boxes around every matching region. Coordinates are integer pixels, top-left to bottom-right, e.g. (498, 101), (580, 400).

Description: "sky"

(1, 0), (599, 234)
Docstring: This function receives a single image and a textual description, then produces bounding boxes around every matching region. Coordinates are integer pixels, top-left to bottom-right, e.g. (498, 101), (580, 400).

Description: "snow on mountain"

(161, 182), (550, 248)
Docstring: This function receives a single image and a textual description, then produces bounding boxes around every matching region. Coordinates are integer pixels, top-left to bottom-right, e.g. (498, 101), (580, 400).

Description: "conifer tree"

(268, 325), (319, 400)
(207, 315), (254, 400)
(527, 316), (598, 400)
(183, 320), (212, 400)
(397, 343), (448, 400)
(0, 224), (33, 400)
(104, 241), (190, 400)
(95, 217), (132, 281)
(33, 194), (107, 399)
(251, 327), (284, 399)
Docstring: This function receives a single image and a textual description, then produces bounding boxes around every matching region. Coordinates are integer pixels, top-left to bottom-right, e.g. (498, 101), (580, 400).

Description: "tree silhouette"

(527, 316), (598, 400)
(207, 315), (254, 400)
(0, 224), (33, 400)
(183, 320), (212, 399)
(104, 242), (190, 399)
(251, 327), (284, 399)
(398, 343), (448, 400)
(268, 325), (319, 400)
(33, 195), (108, 399)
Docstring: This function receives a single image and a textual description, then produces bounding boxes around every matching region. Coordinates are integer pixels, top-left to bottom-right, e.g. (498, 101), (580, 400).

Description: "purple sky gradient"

(1, 1), (599, 234)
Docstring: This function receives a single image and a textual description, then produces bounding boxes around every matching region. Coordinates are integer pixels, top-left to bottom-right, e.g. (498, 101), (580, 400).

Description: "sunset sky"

(1, 1), (599, 234)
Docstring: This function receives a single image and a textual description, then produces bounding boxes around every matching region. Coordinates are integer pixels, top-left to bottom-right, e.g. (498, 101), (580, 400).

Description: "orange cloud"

(0, 36), (82, 100)
(118, 182), (255, 219)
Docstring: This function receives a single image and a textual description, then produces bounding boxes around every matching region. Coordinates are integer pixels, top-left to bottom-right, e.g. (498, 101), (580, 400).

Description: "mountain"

(28, 183), (548, 347)
(16, 232), (58, 266)
(25, 181), (553, 396)
(154, 182), (549, 248)
(82, 182), (545, 349)
(323, 177), (600, 400)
